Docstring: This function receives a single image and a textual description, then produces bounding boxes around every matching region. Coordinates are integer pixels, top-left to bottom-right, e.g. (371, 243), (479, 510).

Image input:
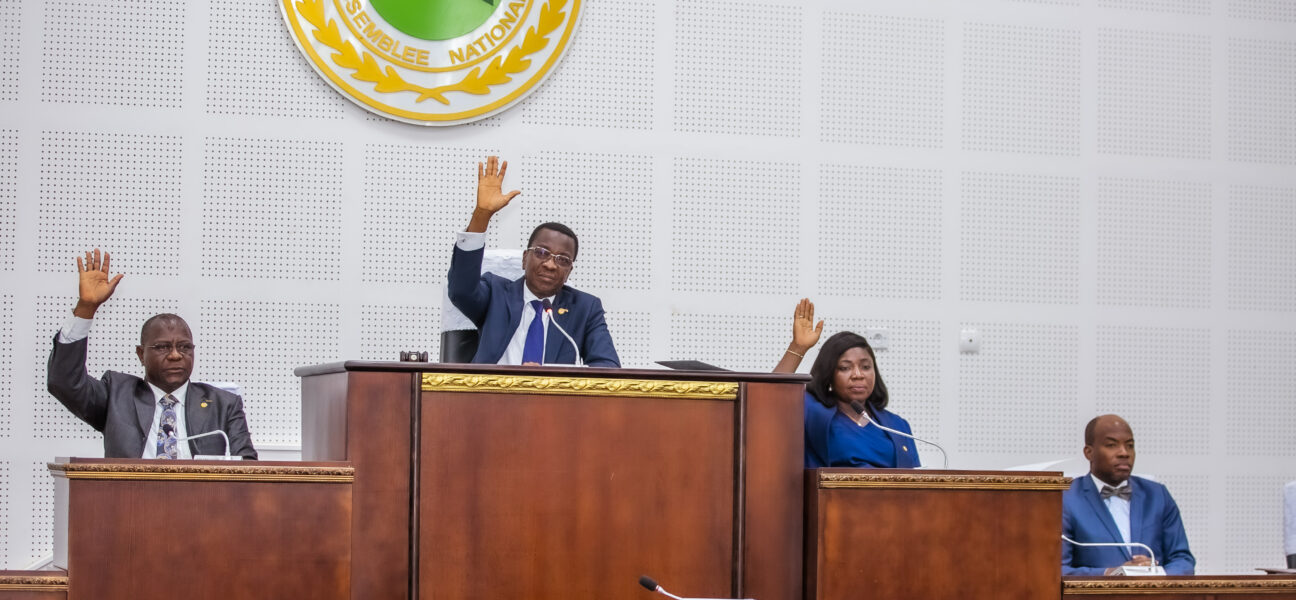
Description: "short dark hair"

(807, 331), (889, 411)
(528, 222), (578, 260)
(139, 313), (189, 344)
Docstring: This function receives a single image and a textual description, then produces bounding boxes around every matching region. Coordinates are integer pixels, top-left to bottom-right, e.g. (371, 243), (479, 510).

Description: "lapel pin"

(558, 308), (568, 315)
(902, 445), (908, 451)
(200, 402), (208, 408)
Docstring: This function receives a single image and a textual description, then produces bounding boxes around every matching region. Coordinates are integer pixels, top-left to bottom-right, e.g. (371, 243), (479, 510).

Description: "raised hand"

(74, 249), (124, 318)
(790, 298), (824, 354)
(469, 156), (521, 229)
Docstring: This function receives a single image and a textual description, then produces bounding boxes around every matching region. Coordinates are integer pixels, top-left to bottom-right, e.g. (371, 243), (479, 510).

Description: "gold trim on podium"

(0, 574), (69, 591)
(818, 472), (1072, 491)
(48, 463), (354, 483)
(1064, 577), (1296, 595)
(421, 373), (739, 400)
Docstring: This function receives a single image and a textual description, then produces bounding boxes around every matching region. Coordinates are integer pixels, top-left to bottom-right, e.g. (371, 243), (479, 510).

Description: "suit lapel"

(543, 289), (571, 363)
(185, 385), (218, 455)
(505, 278), (525, 333)
(1080, 475), (1132, 559)
(874, 411), (915, 468)
(1128, 477), (1146, 547)
(135, 380), (156, 440)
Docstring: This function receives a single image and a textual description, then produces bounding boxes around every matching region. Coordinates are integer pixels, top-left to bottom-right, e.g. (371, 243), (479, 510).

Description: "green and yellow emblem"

(281, 0), (582, 125)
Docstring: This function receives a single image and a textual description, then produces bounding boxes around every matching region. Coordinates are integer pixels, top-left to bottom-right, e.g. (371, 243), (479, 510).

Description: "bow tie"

(1100, 485), (1131, 501)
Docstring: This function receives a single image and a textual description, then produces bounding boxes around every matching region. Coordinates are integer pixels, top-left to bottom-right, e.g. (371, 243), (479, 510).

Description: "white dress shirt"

(1092, 474), (1132, 545)
(60, 315), (192, 459)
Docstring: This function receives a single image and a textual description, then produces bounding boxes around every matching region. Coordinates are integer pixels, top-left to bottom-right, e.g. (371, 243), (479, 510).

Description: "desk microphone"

(162, 424), (241, 460)
(637, 575), (753, 600)
(541, 299), (583, 366)
(848, 400), (949, 469)
(1061, 535), (1165, 575)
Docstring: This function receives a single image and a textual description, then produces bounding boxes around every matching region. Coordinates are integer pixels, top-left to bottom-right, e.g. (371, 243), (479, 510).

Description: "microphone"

(161, 424), (240, 461)
(637, 575), (752, 600)
(848, 400), (949, 469)
(541, 299), (583, 367)
(1061, 535), (1165, 575)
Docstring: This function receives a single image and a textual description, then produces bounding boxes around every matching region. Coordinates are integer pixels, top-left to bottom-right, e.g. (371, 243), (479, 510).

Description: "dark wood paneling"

(810, 473), (1063, 600)
(66, 478), (350, 599)
(741, 382), (805, 600)
(418, 391), (736, 600)
(343, 371), (415, 600)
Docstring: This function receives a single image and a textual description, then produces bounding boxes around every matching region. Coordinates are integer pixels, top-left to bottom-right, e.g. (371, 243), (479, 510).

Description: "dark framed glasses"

(526, 246), (574, 268)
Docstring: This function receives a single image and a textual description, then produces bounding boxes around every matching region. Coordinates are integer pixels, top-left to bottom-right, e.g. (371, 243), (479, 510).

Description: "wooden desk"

(49, 459), (354, 600)
(1064, 576), (1296, 599)
(806, 469), (1071, 600)
(0, 572), (67, 600)
(298, 362), (807, 600)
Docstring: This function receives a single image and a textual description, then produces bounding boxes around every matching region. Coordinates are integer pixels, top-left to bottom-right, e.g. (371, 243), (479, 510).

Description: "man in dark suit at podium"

(447, 156), (619, 367)
(46, 249), (257, 460)
(1062, 414), (1194, 575)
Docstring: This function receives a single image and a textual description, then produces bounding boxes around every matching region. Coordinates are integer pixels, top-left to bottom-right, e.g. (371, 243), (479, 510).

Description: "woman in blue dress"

(774, 299), (920, 469)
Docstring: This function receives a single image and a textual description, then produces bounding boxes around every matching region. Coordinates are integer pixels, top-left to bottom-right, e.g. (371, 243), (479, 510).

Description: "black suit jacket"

(47, 335), (258, 459)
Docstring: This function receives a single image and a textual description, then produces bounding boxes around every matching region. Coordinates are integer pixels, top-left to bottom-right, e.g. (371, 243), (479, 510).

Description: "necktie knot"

(160, 394), (178, 409)
(1101, 484), (1131, 501)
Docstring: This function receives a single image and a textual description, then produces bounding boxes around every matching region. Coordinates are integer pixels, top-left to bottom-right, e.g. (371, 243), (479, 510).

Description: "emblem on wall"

(281, 0), (582, 125)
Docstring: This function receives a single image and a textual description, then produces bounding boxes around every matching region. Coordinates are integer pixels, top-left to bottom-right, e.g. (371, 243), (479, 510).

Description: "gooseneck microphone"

(848, 400), (949, 469)
(161, 424), (239, 460)
(637, 575), (753, 600)
(1061, 535), (1165, 575)
(541, 299), (584, 367)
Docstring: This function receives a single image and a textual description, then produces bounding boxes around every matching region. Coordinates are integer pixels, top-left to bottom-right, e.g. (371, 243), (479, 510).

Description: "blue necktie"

(522, 300), (545, 364)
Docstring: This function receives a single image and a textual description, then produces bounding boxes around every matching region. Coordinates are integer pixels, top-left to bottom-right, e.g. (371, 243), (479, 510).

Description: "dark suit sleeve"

(447, 243), (492, 327)
(223, 394), (258, 460)
(1159, 490), (1196, 575)
(46, 334), (111, 431)
(580, 297), (620, 368)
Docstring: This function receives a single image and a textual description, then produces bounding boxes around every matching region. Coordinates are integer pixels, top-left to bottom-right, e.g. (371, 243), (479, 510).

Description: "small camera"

(399, 350), (429, 362)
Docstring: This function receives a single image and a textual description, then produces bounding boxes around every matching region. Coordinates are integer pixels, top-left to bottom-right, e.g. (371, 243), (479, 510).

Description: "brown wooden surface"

(0, 571), (67, 600)
(302, 370), (414, 600)
(56, 460), (351, 600)
(297, 362), (808, 600)
(1063, 576), (1296, 599)
(807, 469), (1068, 600)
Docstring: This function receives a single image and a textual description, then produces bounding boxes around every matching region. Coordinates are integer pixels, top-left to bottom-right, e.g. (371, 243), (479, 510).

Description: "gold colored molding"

(819, 472), (1071, 491)
(0, 574), (68, 590)
(1064, 577), (1296, 595)
(421, 373), (739, 400)
(48, 463), (354, 484)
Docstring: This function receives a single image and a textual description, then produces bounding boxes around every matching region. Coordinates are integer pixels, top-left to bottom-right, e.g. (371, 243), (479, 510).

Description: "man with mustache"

(46, 249), (257, 459)
(1062, 414), (1194, 575)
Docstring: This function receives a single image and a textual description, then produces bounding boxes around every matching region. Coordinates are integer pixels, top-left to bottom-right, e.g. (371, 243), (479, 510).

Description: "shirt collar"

(521, 284), (555, 306)
(147, 381), (190, 405)
(1091, 473), (1130, 492)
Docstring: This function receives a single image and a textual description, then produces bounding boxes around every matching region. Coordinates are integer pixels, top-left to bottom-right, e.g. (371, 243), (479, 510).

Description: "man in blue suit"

(447, 156), (620, 367)
(1062, 415), (1194, 575)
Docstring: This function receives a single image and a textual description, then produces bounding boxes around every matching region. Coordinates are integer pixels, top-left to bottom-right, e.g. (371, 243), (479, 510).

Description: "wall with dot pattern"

(0, 0), (1292, 576)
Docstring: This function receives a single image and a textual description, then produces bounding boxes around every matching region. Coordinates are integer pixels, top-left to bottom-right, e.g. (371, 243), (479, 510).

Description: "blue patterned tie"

(522, 300), (545, 364)
(156, 394), (179, 459)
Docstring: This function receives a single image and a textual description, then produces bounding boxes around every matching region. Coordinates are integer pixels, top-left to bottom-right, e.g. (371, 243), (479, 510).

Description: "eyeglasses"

(146, 342), (196, 356)
(526, 246), (574, 268)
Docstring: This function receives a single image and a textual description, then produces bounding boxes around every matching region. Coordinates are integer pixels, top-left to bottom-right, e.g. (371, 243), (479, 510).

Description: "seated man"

(1062, 414), (1193, 575)
(447, 156), (619, 367)
(47, 249), (257, 459)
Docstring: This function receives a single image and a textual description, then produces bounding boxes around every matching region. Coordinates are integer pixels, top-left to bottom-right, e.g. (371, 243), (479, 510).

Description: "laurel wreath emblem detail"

(295, 0), (567, 105)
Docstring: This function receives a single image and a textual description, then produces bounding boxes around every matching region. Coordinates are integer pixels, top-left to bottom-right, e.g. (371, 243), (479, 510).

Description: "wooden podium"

(805, 469), (1071, 600)
(1063, 576), (1296, 599)
(296, 362), (807, 600)
(47, 459), (354, 600)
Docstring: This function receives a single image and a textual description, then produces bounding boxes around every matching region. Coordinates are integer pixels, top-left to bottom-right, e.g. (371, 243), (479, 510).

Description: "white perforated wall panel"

(520, 151), (654, 292)
(1095, 327), (1211, 455)
(821, 13), (943, 148)
(1228, 38), (1296, 165)
(819, 165), (942, 300)
(960, 172), (1080, 303)
(41, 0), (185, 107)
(1097, 29), (1212, 159)
(520, 0), (654, 129)
(1096, 178), (1212, 309)
(674, 0), (800, 136)
(1222, 474), (1296, 573)
(1228, 185), (1296, 311)
(2, 0), (1293, 574)
(958, 323), (1079, 456)
(962, 23), (1080, 156)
